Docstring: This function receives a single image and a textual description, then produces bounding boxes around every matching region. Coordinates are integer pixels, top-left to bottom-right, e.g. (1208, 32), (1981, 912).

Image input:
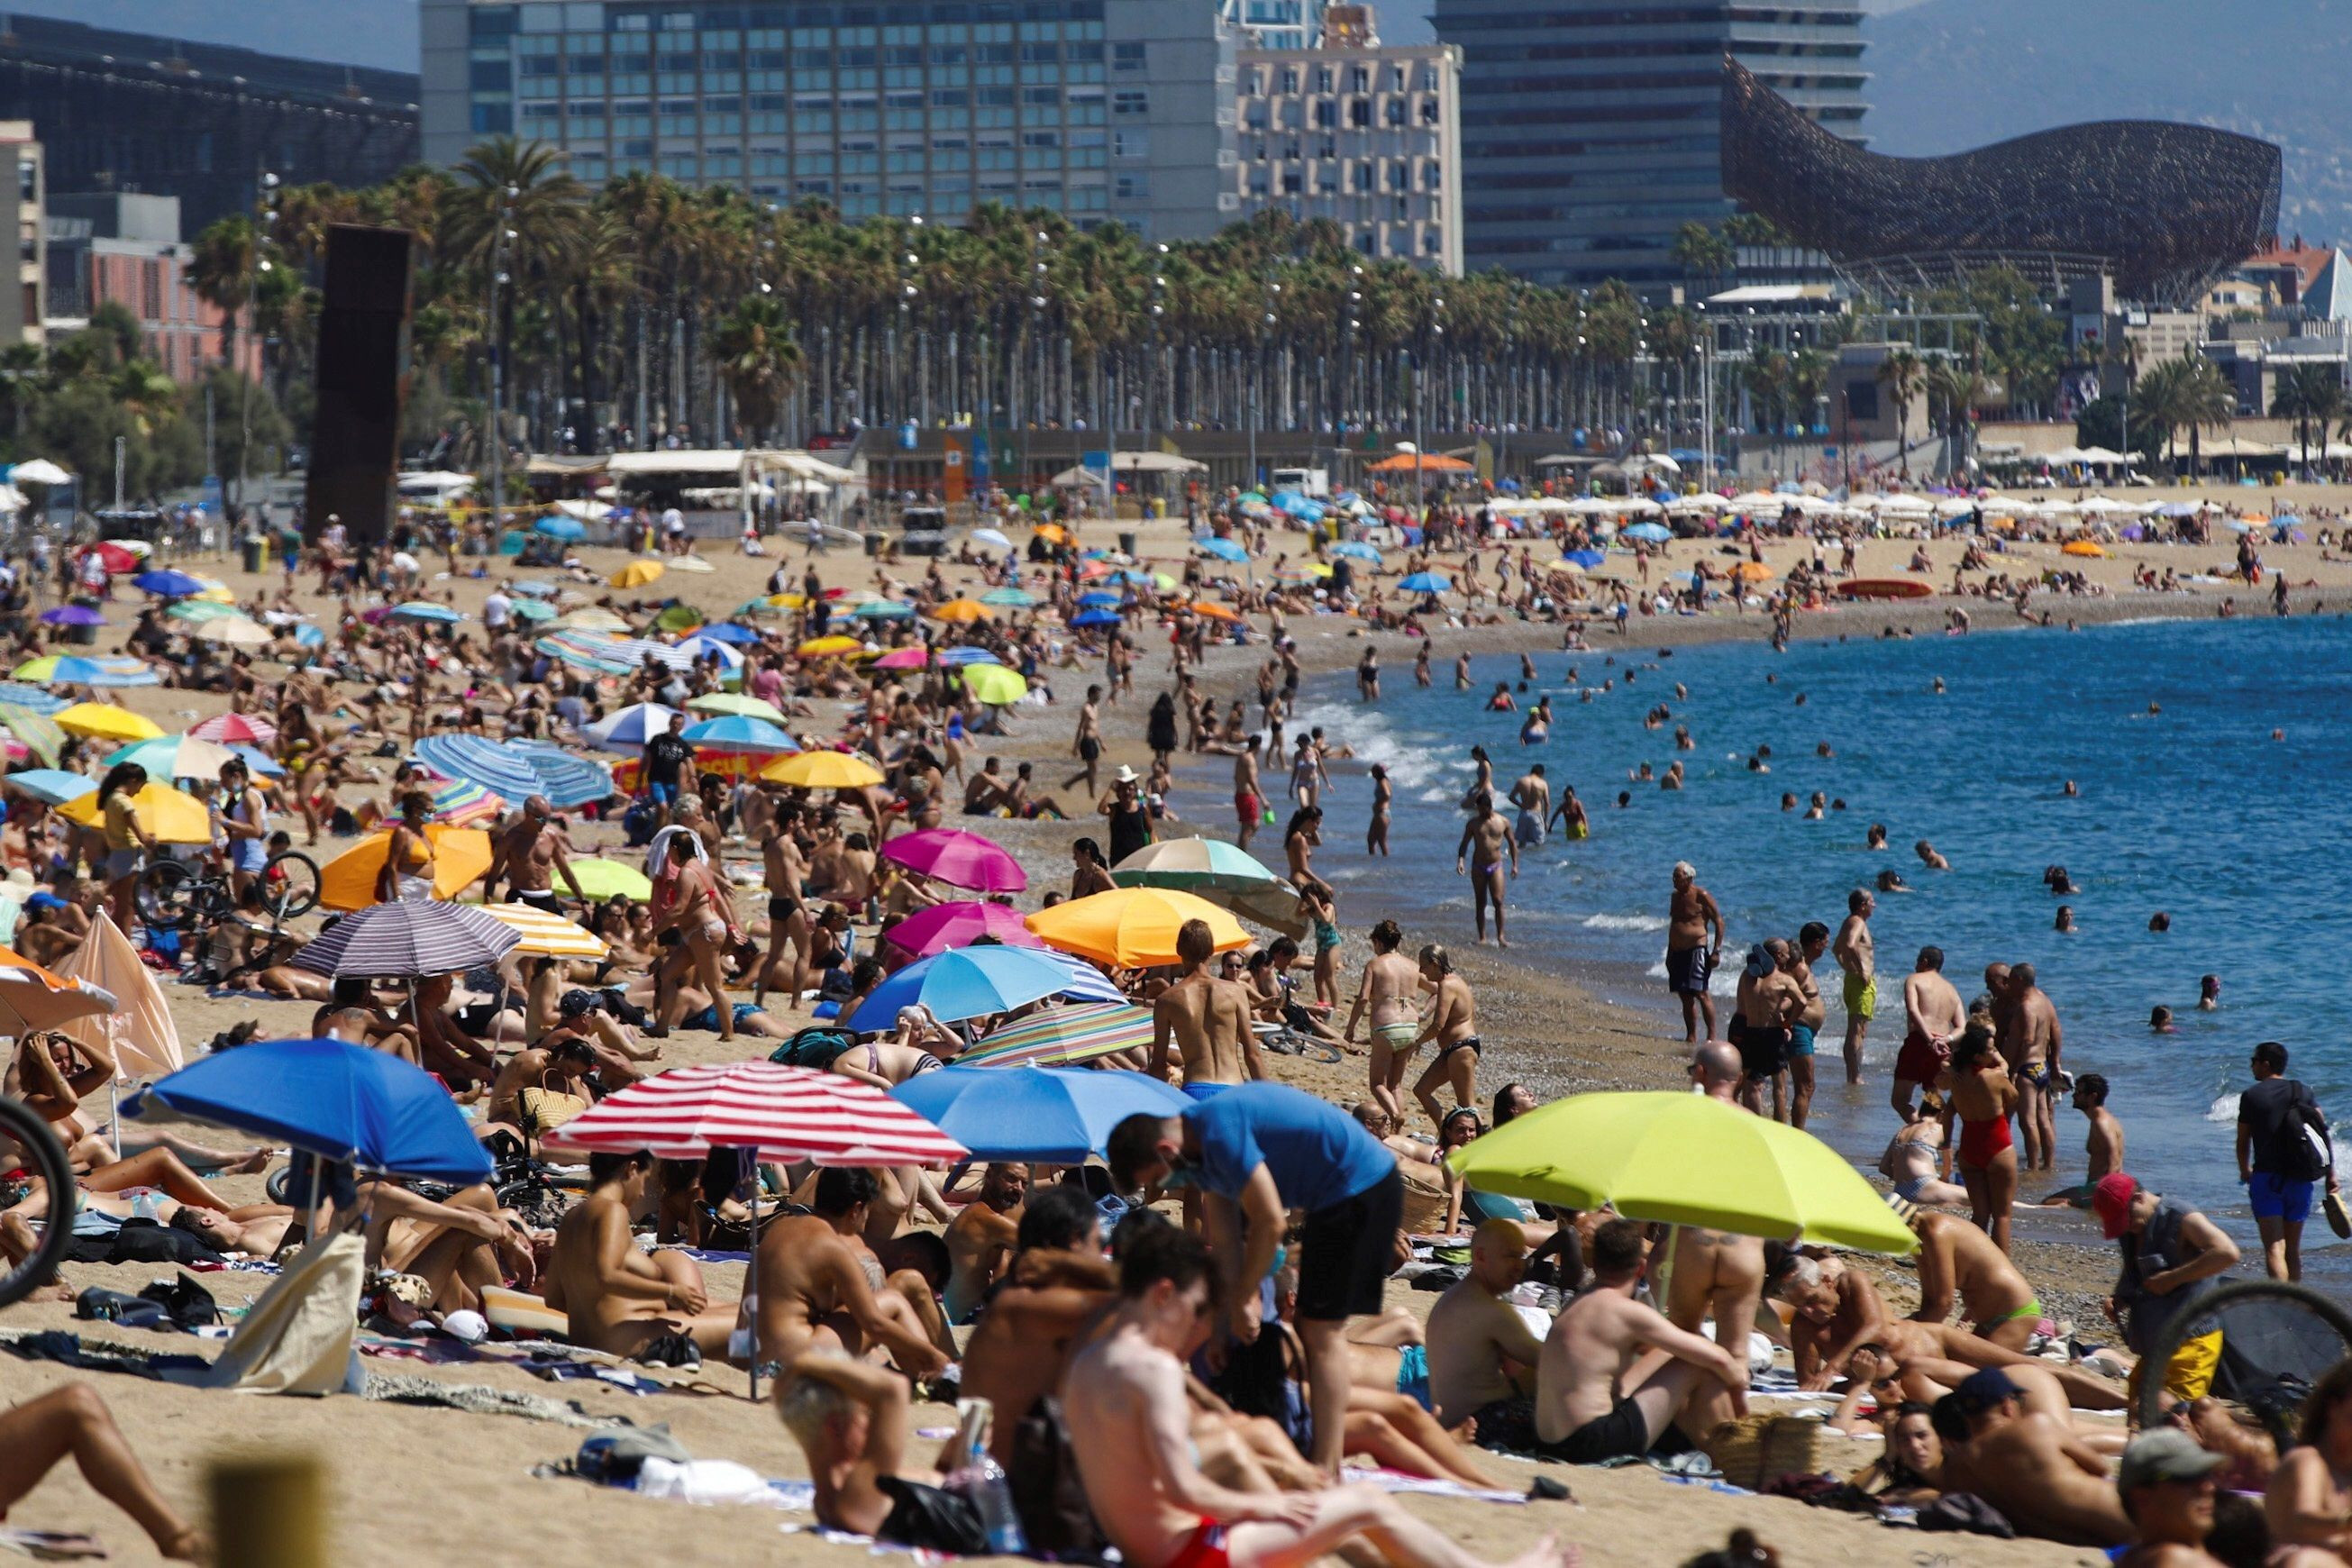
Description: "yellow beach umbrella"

(960, 663), (1028, 706)
(1446, 1090), (1917, 1253)
(609, 559), (666, 589)
(55, 703), (164, 743)
(1731, 561), (1776, 583)
(59, 781), (212, 843)
(762, 750), (886, 789)
(316, 825), (495, 910)
(2061, 541), (2106, 558)
(797, 634), (863, 658)
(1026, 887), (1250, 968)
(481, 902), (610, 958)
(928, 597), (992, 624)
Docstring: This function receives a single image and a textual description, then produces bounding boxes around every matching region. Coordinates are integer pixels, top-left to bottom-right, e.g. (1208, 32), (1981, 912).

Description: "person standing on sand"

(1064, 683), (1105, 796)
(1408, 944), (1480, 1127)
(1454, 792), (1517, 947)
(1783, 921), (1829, 1130)
(1664, 1043), (1770, 1374)
(1664, 861), (1723, 1046)
(1894, 946), (1965, 1124)
(1148, 916), (1263, 1095)
(1233, 734), (1264, 852)
(2039, 1074), (2127, 1208)
(1345, 919), (1424, 1125)
(2005, 962), (2064, 1174)
(1507, 763), (1550, 849)
(1834, 887), (1876, 1084)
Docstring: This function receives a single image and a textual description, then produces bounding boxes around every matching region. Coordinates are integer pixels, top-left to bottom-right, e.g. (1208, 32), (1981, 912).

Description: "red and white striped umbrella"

(546, 1062), (968, 1166)
(189, 712), (278, 746)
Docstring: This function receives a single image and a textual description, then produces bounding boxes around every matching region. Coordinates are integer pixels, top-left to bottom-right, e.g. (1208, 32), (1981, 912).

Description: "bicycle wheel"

(263, 851), (322, 921)
(2132, 1277), (2352, 1432)
(133, 858), (199, 931)
(0, 1095), (73, 1308)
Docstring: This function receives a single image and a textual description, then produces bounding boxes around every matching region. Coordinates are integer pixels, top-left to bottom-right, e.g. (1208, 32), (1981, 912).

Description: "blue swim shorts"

(2249, 1171), (2314, 1225)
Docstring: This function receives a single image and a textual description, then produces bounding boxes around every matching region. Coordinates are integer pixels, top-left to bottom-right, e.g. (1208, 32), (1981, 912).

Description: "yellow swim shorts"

(2128, 1328), (2223, 1405)
(1842, 973), (1876, 1021)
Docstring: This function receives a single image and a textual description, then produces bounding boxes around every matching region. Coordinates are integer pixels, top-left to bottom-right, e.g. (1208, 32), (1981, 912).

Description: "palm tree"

(708, 295), (805, 443)
(1670, 223), (1734, 287)
(2129, 357), (2189, 473)
(188, 214), (270, 502)
(2269, 363), (2347, 478)
(1926, 359), (1990, 478)
(2177, 355), (2237, 479)
(1875, 348), (1925, 477)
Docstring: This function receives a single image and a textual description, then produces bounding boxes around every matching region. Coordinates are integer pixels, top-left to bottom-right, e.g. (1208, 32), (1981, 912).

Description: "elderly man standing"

(1663, 861), (1722, 1046)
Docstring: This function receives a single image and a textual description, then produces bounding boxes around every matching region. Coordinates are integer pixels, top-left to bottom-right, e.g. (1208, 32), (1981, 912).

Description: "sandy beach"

(7, 481), (2334, 1564)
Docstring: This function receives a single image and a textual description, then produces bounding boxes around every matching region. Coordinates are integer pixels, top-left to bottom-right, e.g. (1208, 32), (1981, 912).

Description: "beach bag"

(2284, 1086), (2332, 1182)
(1700, 1414), (1829, 1491)
(1008, 1396), (1108, 1558)
(875, 1477), (989, 1555)
(137, 1273), (221, 1329)
(770, 1025), (857, 1071)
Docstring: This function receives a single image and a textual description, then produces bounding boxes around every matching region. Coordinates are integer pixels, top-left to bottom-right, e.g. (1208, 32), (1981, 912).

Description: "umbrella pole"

(745, 1145), (761, 1404)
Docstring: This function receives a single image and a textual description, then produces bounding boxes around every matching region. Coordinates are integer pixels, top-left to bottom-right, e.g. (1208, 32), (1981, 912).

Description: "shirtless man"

(1783, 922), (1829, 1130)
(956, 1185), (1116, 1464)
(1506, 765), (1550, 850)
(1344, 919), (1424, 1125)
(1731, 941), (1804, 1119)
(1064, 685), (1104, 796)
(487, 795), (587, 911)
(943, 1162), (1026, 1324)
(962, 758), (1009, 816)
(1837, 1344), (2124, 1460)
(1833, 888), (1875, 1085)
(752, 1167), (951, 1381)
(2006, 962), (2065, 1173)
(1664, 862), (1722, 1046)
(1531, 1218), (1746, 1461)
(2040, 1074), (2126, 1208)
(544, 1150), (737, 1357)
(757, 806), (813, 1008)
(1665, 1042), (1770, 1367)
(1426, 1218), (1546, 1427)
(1934, 1369), (2131, 1547)
(1149, 917), (1263, 1094)
(1234, 734), (1265, 853)
(1454, 792), (1517, 947)
(1407, 946), (1479, 1128)
(1062, 1224), (1578, 1568)
(1909, 1208), (2050, 1352)
(1895, 946), (1965, 1123)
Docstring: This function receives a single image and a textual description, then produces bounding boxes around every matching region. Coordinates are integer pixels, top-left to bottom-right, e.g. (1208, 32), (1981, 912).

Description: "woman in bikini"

(1940, 1023), (2019, 1253)
(651, 829), (743, 1042)
(376, 790), (436, 902)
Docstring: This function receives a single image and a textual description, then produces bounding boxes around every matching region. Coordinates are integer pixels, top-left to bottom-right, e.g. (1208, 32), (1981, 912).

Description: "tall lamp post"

(488, 184), (517, 535)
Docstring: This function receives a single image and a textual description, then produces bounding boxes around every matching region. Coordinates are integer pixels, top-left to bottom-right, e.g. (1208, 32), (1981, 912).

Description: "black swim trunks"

(1078, 736), (1101, 762)
(769, 895), (801, 922)
(1536, 1398), (1657, 1464)
(1294, 1166), (1405, 1321)
(1737, 1022), (1791, 1080)
(513, 889), (564, 916)
(1664, 944), (1713, 997)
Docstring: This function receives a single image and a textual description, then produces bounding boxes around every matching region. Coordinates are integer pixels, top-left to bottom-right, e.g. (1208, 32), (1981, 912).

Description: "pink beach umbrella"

(882, 899), (1045, 958)
(871, 646), (930, 670)
(190, 713), (278, 746)
(879, 827), (1028, 893)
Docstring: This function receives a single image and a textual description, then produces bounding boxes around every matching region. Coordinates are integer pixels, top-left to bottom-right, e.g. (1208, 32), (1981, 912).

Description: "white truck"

(1269, 466), (1330, 497)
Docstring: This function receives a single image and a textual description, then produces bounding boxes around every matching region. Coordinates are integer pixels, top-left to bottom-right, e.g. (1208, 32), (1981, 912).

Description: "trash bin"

(864, 531), (885, 557)
(1117, 530), (1138, 556)
(242, 534), (264, 574)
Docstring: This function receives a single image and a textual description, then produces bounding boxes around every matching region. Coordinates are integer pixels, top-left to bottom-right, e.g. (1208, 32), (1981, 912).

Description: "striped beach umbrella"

(0, 704), (66, 767)
(431, 778), (505, 826)
(957, 1001), (1154, 1069)
(291, 899), (521, 978)
(480, 903), (609, 959)
(549, 1062), (968, 1167)
(189, 712), (278, 746)
(507, 740), (615, 809)
(0, 683), (67, 715)
(414, 733), (542, 799)
(583, 702), (679, 753)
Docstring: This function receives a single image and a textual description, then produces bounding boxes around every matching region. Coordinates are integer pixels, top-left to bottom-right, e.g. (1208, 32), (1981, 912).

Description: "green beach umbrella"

(958, 1001), (1155, 1069)
(980, 588), (1037, 608)
(1110, 835), (1286, 893)
(960, 663), (1029, 706)
(688, 691), (789, 723)
(1446, 1091), (1918, 1254)
(562, 857), (656, 902)
(653, 603), (705, 633)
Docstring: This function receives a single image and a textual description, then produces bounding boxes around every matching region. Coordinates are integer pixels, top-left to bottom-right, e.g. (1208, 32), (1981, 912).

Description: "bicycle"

(135, 850), (322, 978)
(0, 1094), (74, 1308)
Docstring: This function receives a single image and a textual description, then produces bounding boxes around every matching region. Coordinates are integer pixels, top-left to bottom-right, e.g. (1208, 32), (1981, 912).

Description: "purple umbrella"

(879, 827), (1029, 893)
(880, 900), (1045, 958)
(40, 606), (105, 627)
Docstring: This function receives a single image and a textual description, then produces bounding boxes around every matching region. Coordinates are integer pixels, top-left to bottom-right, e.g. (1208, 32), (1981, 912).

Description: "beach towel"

(184, 1231), (364, 1396)
(364, 1372), (625, 1430)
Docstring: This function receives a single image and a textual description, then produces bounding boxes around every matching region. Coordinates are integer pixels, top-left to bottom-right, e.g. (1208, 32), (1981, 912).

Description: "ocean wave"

(1285, 697), (1451, 791)
(2207, 1093), (2241, 1123)
(1582, 913), (1668, 932)
(1643, 959), (1738, 997)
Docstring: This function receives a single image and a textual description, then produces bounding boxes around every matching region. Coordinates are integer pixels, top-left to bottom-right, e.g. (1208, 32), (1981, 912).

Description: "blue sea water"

(1266, 614), (2352, 1260)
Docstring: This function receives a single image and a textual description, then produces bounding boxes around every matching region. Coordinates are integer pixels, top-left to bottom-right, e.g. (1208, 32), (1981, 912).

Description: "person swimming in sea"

(1866, 823), (1889, 850)
(1518, 697), (1552, 745)
(2149, 1006), (2176, 1035)
(2054, 905), (2075, 933)
(2198, 973), (2220, 1011)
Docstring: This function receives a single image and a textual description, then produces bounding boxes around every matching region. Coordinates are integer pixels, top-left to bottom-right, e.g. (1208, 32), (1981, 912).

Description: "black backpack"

(1008, 1396), (1108, 1559)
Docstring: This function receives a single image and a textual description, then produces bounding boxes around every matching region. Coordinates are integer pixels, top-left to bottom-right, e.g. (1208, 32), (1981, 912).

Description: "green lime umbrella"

(688, 691), (789, 723)
(960, 663), (1029, 706)
(1446, 1091), (1918, 1253)
(561, 858), (656, 902)
(653, 603), (705, 633)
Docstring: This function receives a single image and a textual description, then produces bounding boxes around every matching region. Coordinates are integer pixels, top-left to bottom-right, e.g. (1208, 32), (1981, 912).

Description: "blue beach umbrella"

(533, 515), (586, 542)
(126, 1038), (491, 1185)
(583, 702), (680, 753)
(675, 634), (747, 668)
(1077, 591), (1122, 608)
(0, 684), (66, 715)
(1329, 541), (1382, 564)
(1623, 522), (1673, 542)
(3, 769), (94, 806)
(40, 606), (105, 627)
(696, 622), (761, 644)
(50, 656), (159, 688)
(1198, 537), (1249, 563)
(890, 1065), (1192, 1164)
(1564, 549), (1607, 570)
(414, 733), (543, 800)
(1070, 609), (1123, 629)
(852, 599), (917, 621)
(935, 646), (1001, 667)
(684, 715), (798, 752)
(229, 743), (286, 778)
(1399, 571), (1451, 595)
(507, 740), (616, 809)
(131, 570), (206, 598)
(511, 579), (561, 599)
(848, 946), (1111, 1030)
(390, 601), (462, 624)
(980, 588), (1036, 608)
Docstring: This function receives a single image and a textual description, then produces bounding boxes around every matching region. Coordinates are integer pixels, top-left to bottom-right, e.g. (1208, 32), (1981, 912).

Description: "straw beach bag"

(1701, 1414), (1830, 1491)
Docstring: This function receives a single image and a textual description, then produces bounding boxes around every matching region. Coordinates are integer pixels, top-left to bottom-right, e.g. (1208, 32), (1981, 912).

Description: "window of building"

(1112, 41), (1146, 73)
(1241, 68), (1261, 95)
(1113, 88), (1147, 116)
(1248, 173), (1269, 196)
(1113, 129), (1147, 159)
(1279, 68), (1299, 93)
(1280, 170), (1300, 195)
(470, 59), (513, 91)
(1314, 68), (1332, 92)
(1312, 100), (1335, 129)
(1115, 172), (1151, 201)
(1349, 98), (1369, 127)
(1352, 162), (1372, 191)
(1420, 97), (1438, 124)
(1385, 99), (1404, 125)
(472, 103), (515, 133)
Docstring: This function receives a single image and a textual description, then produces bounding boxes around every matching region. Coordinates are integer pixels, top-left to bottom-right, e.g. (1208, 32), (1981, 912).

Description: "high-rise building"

(421, 0), (1239, 242)
(1235, 5), (1460, 273)
(1433, 1), (1866, 288)
(1222, 0), (1310, 52)
(0, 122), (41, 349)
(0, 14), (418, 236)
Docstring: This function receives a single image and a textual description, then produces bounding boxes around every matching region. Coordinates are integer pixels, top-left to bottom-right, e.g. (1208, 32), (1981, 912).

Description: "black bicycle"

(136, 849), (322, 935)
(0, 1095), (73, 1308)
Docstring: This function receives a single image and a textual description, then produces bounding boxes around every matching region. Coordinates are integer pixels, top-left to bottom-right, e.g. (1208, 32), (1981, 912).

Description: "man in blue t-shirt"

(1108, 1082), (1402, 1471)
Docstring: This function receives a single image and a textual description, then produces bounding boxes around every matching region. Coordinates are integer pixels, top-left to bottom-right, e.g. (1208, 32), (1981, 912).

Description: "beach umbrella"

(684, 715), (798, 753)
(687, 691), (788, 723)
(167, 600), (239, 625)
(564, 858), (655, 902)
(1033, 523), (1071, 544)
(1188, 603), (1244, 624)
(104, 734), (240, 783)
(960, 664), (1029, 706)
(880, 826), (1026, 892)
(429, 779), (505, 827)
(1328, 542), (1382, 564)
(32, 657), (160, 688)
(1564, 549), (1607, 570)
(797, 635), (864, 658)
(761, 750), (884, 790)
(1623, 522), (1673, 542)
(0, 705), (64, 767)
(77, 542), (141, 574)
(388, 601), (462, 624)
(0, 944), (115, 1035)
(1110, 836), (1288, 896)
(667, 554), (716, 574)
(652, 603), (705, 634)
(880, 900), (1045, 958)
(512, 579), (561, 598)
(852, 599), (917, 621)
(228, 744), (284, 779)
(848, 946), (1097, 1029)
(928, 597), (992, 624)
(871, 647), (930, 671)
(934, 646), (1001, 667)
(414, 733), (542, 800)
(694, 622), (761, 645)
(127, 1038), (489, 1185)
(188, 712), (277, 746)
(533, 515), (587, 542)
(971, 528), (1013, 550)
(1070, 609), (1123, 629)
(583, 702), (681, 753)
(891, 1066), (1191, 1165)
(57, 782), (214, 844)
(675, 633), (747, 667)
(290, 899), (521, 978)
(1445, 1091), (1917, 1254)
(0, 683), (66, 715)
(192, 616), (273, 649)
(609, 559), (666, 588)
(505, 741), (615, 810)
(1397, 571), (1450, 595)
(1198, 537), (1249, 563)
(2062, 541), (2106, 558)
(4, 769), (94, 806)
(39, 606), (105, 628)
(55, 703), (164, 743)
(1077, 591), (1122, 609)
(980, 588), (1036, 607)
(957, 1001), (1154, 1070)
(480, 903), (608, 959)
(316, 825), (496, 911)
(551, 607), (631, 634)
(1026, 887), (1251, 968)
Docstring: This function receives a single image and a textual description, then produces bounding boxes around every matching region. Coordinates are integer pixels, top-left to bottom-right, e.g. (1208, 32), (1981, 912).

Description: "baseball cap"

(2093, 1172), (2142, 1239)
(2118, 1428), (2226, 1493)
(1949, 1368), (2019, 1417)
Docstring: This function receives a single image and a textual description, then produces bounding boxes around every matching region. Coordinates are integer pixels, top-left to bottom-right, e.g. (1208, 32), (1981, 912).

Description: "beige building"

(1235, 6), (1459, 274)
(0, 123), (41, 347)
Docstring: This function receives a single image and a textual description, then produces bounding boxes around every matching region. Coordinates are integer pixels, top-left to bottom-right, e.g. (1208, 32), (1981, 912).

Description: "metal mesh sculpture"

(1720, 59), (2281, 305)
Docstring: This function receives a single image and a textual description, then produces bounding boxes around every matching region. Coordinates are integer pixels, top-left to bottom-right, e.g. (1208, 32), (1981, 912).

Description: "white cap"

(441, 1309), (488, 1344)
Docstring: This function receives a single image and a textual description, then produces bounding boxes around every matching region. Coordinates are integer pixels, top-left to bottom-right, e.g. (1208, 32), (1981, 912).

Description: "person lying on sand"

(753, 1166), (950, 1384)
(1932, 1370), (2131, 1548)
(543, 1150), (737, 1359)
(0, 1384), (206, 1561)
(1828, 1344), (2125, 1458)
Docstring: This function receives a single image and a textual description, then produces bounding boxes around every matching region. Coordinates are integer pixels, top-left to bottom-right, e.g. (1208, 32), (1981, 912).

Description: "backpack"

(2282, 1083), (2332, 1183)
(770, 1025), (859, 1071)
(1008, 1396), (1108, 1559)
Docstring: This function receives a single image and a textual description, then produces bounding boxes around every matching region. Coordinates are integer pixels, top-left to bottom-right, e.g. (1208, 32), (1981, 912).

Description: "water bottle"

(131, 1190), (165, 1223)
(954, 1399), (1028, 1556)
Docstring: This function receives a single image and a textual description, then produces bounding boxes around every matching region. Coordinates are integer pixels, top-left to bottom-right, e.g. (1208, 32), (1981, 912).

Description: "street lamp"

(488, 183), (518, 536)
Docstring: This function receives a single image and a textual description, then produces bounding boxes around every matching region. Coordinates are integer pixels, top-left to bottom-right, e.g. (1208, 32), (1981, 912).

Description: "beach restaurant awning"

(524, 454), (610, 478)
(606, 450), (751, 479)
(747, 449), (860, 486)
